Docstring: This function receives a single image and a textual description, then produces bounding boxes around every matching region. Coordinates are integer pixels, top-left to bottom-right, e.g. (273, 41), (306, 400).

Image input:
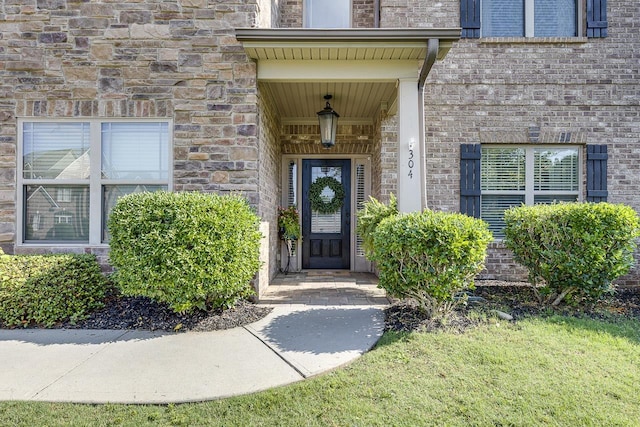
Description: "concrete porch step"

(259, 271), (389, 306)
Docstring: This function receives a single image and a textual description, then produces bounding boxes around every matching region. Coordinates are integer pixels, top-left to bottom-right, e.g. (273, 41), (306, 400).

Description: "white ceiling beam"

(256, 60), (422, 81)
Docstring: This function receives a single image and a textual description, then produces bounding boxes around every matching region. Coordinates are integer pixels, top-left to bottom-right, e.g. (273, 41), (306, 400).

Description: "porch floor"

(259, 271), (389, 306)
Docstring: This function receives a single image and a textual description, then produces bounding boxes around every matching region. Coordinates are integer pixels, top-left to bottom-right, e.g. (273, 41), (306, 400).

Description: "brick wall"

(380, 0), (458, 28)
(379, 115), (398, 203)
(0, 1), (261, 257)
(281, 124), (374, 154)
(278, 0), (302, 27)
(371, 107), (397, 204)
(371, 112), (383, 200)
(422, 0), (640, 283)
(278, 0), (375, 28)
(353, 0), (376, 28)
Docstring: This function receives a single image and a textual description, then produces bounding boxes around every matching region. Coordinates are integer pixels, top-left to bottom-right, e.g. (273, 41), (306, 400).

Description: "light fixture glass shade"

(317, 99), (339, 149)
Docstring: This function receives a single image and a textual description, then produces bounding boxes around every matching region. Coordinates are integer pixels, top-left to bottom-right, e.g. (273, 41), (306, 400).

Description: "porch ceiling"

(236, 28), (461, 125)
(260, 81), (397, 125)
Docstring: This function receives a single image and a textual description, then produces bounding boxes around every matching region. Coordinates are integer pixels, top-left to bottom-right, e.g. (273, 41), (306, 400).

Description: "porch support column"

(397, 77), (423, 212)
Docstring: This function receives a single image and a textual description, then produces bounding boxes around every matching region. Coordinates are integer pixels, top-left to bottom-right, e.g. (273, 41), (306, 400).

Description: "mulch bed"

(56, 296), (272, 332)
(384, 281), (640, 333)
(5, 281), (639, 334)
(0, 288), (272, 332)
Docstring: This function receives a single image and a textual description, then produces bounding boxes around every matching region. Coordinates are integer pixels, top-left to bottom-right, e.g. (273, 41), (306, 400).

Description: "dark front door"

(302, 159), (351, 269)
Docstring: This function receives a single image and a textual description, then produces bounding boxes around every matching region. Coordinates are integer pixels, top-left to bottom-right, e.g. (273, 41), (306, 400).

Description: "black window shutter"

(587, 0), (608, 38)
(460, 0), (480, 39)
(460, 144), (481, 217)
(586, 145), (608, 202)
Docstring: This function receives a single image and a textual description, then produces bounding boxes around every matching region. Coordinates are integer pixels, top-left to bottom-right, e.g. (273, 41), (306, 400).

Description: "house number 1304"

(408, 148), (414, 179)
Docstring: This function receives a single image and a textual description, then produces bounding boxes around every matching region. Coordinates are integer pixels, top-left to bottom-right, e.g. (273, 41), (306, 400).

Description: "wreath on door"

(309, 176), (345, 214)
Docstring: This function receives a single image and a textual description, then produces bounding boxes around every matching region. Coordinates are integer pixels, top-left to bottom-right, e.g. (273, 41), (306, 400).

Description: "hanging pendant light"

(316, 94), (339, 149)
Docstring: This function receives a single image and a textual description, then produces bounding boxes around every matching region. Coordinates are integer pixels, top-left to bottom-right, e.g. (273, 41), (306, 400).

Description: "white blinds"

(534, 148), (579, 191)
(287, 161), (297, 207)
(304, 0), (350, 28)
(355, 163), (366, 258)
(481, 194), (525, 236)
(481, 147), (525, 191)
(23, 122), (91, 179)
(534, 0), (577, 37)
(101, 122), (169, 180)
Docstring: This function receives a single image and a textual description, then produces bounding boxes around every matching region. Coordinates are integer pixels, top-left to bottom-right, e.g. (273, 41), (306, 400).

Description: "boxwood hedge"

(108, 191), (262, 313)
(370, 209), (492, 316)
(504, 202), (640, 305)
(356, 194), (398, 259)
(0, 253), (107, 327)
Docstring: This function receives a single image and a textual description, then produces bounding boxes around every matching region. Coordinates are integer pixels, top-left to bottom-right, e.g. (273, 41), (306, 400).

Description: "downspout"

(374, 0), (380, 28)
(418, 38), (439, 210)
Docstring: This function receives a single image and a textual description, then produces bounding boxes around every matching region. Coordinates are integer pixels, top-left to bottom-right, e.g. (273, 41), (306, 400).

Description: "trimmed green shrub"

(504, 202), (640, 305)
(0, 254), (107, 327)
(371, 211), (493, 316)
(108, 192), (262, 313)
(356, 194), (398, 259)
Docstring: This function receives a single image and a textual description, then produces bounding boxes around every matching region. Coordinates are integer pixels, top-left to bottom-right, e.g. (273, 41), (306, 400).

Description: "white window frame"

(56, 187), (72, 203)
(303, 0), (352, 29)
(482, 0), (584, 38)
(480, 145), (582, 236)
(17, 118), (173, 247)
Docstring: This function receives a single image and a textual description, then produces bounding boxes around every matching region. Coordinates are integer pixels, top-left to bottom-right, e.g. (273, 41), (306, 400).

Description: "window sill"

(480, 37), (588, 45)
(15, 243), (110, 252)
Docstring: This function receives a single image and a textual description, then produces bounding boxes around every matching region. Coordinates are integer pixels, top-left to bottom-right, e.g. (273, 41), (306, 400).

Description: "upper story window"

(304, 0), (351, 28)
(462, 0), (611, 39)
(19, 120), (170, 245)
(481, 0), (577, 37)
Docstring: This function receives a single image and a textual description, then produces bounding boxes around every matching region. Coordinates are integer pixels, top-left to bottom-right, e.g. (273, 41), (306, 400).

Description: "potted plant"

(278, 206), (300, 274)
(278, 206), (301, 241)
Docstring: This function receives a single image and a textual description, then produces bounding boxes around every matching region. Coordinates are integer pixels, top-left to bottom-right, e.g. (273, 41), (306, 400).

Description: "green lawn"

(1, 315), (639, 426)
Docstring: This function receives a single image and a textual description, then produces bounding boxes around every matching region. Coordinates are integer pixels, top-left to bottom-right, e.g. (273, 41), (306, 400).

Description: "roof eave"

(235, 28), (461, 43)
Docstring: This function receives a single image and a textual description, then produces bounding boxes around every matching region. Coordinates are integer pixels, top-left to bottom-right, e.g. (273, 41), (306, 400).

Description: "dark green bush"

(370, 211), (493, 316)
(504, 202), (640, 305)
(0, 254), (107, 327)
(356, 194), (398, 259)
(108, 192), (262, 313)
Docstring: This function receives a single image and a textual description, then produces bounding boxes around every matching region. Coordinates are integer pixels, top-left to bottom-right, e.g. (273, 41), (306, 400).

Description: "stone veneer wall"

(421, 0), (640, 284)
(257, 87), (282, 294)
(0, 1), (261, 258)
(278, 0), (375, 28)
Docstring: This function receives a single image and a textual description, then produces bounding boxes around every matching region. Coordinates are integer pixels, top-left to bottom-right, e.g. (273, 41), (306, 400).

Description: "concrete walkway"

(0, 272), (387, 404)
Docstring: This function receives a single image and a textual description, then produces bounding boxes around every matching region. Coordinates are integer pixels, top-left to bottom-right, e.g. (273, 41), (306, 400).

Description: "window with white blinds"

(534, 148), (579, 191)
(481, 0), (577, 37)
(304, 0), (350, 28)
(101, 123), (169, 180)
(287, 160), (298, 255)
(481, 147), (525, 191)
(481, 146), (579, 237)
(19, 120), (170, 244)
(310, 166), (342, 234)
(355, 163), (366, 258)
